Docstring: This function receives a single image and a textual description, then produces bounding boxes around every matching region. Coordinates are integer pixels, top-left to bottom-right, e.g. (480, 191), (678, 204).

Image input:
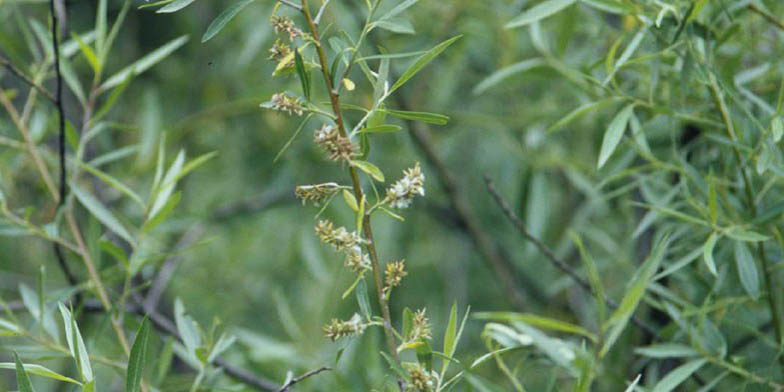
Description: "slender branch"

(277, 0), (302, 11)
(277, 367), (331, 392)
(484, 176), (658, 336)
(708, 73), (784, 356)
(48, 0), (81, 306)
(0, 56), (56, 103)
(299, 2), (399, 362)
(0, 86), (60, 202)
(748, 2), (784, 32)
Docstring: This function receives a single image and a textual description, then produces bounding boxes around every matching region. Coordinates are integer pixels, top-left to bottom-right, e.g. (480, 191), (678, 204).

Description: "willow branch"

(299, 1), (399, 362)
(0, 56), (56, 103)
(277, 367), (331, 392)
(484, 176), (657, 336)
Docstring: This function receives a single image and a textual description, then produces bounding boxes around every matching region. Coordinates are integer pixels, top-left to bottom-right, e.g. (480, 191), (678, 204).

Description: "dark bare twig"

(212, 189), (292, 221)
(484, 176), (658, 336)
(48, 0), (80, 304)
(0, 57), (56, 103)
(277, 367), (331, 392)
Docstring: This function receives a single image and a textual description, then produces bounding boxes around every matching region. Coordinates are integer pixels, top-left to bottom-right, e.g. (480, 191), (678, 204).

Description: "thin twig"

(0, 56), (56, 103)
(49, 0), (81, 305)
(0, 86), (60, 202)
(484, 176), (658, 336)
(748, 2), (784, 32)
(277, 0), (302, 11)
(314, 0), (332, 25)
(277, 367), (331, 392)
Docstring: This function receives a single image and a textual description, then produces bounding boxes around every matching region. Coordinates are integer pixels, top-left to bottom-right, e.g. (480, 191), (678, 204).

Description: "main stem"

(299, 2), (399, 362)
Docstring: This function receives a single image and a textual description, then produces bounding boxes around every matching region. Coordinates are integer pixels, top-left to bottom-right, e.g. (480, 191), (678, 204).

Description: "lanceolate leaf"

(389, 35), (462, 94)
(601, 235), (669, 357)
(505, 0), (577, 29)
(702, 232), (718, 276)
(651, 359), (707, 392)
(101, 35), (189, 91)
(473, 58), (545, 95)
(14, 352), (36, 392)
(126, 318), (151, 392)
(734, 242), (760, 300)
(597, 103), (635, 168)
(201, 0), (256, 43)
(71, 184), (136, 247)
(157, 0), (197, 13)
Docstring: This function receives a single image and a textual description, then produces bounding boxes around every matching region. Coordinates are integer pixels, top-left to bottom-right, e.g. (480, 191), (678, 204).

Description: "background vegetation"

(1, 0), (784, 390)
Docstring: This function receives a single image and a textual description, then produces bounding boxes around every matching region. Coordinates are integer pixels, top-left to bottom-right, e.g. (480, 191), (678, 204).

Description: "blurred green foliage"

(2, 0), (784, 390)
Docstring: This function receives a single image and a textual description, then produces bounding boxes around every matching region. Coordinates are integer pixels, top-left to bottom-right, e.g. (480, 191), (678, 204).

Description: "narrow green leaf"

(734, 242), (759, 300)
(597, 104), (634, 168)
(14, 352), (36, 392)
(157, 0), (197, 13)
(634, 343), (698, 358)
(201, 0), (255, 43)
(149, 150), (185, 219)
(58, 304), (93, 382)
(443, 302), (458, 359)
(385, 109), (449, 125)
(0, 363), (82, 385)
(603, 27), (647, 85)
(547, 98), (618, 133)
(389, 35), (462, 94)
(377, 0), (418, 21)
(350, 160), (385, 182)
(71, 32), (101, 76)
(71, 184), (136, 247)
(724, 227), (768, 242)
(343, 190), (358, 212)
(126, 318), (151, 392)
(358, 124), (403, 133)
(601, 235), (669, 357)
(473, 58), (544, 95)
(505, 0), (576, 29)
(772, 116), (783, 142)
(77, 160), (145, 207)
(570, 231), (606, 324)
(372, 18), (415, 35)
(294, 48), (311, 100)
(702, 232), (718, 276)
(101, 35), (189, 91)
(356, 278), (372, 320)
(475, 312), (597, 342)
(96, 0), (107, 53)
(651, 359), (707, 392)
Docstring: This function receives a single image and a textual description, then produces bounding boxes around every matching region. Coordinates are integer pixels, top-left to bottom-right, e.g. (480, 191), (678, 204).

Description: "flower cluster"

(268, 38), (293, 63)
(403, 363), (437, 391)
(383, 260), (407, 298)
(269, 93), (304, 116)
(295, 182), (339, 205)
(345, 245), (371, 272)
(385, 162), (425, 209)
(315, 220), (361, 251)
(270, 15), (302, 41)
(408, 308), (432, 341)
(323, 313), (367, 341)
(316, 220), (371, 273)
(314, 124), (356, 161)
